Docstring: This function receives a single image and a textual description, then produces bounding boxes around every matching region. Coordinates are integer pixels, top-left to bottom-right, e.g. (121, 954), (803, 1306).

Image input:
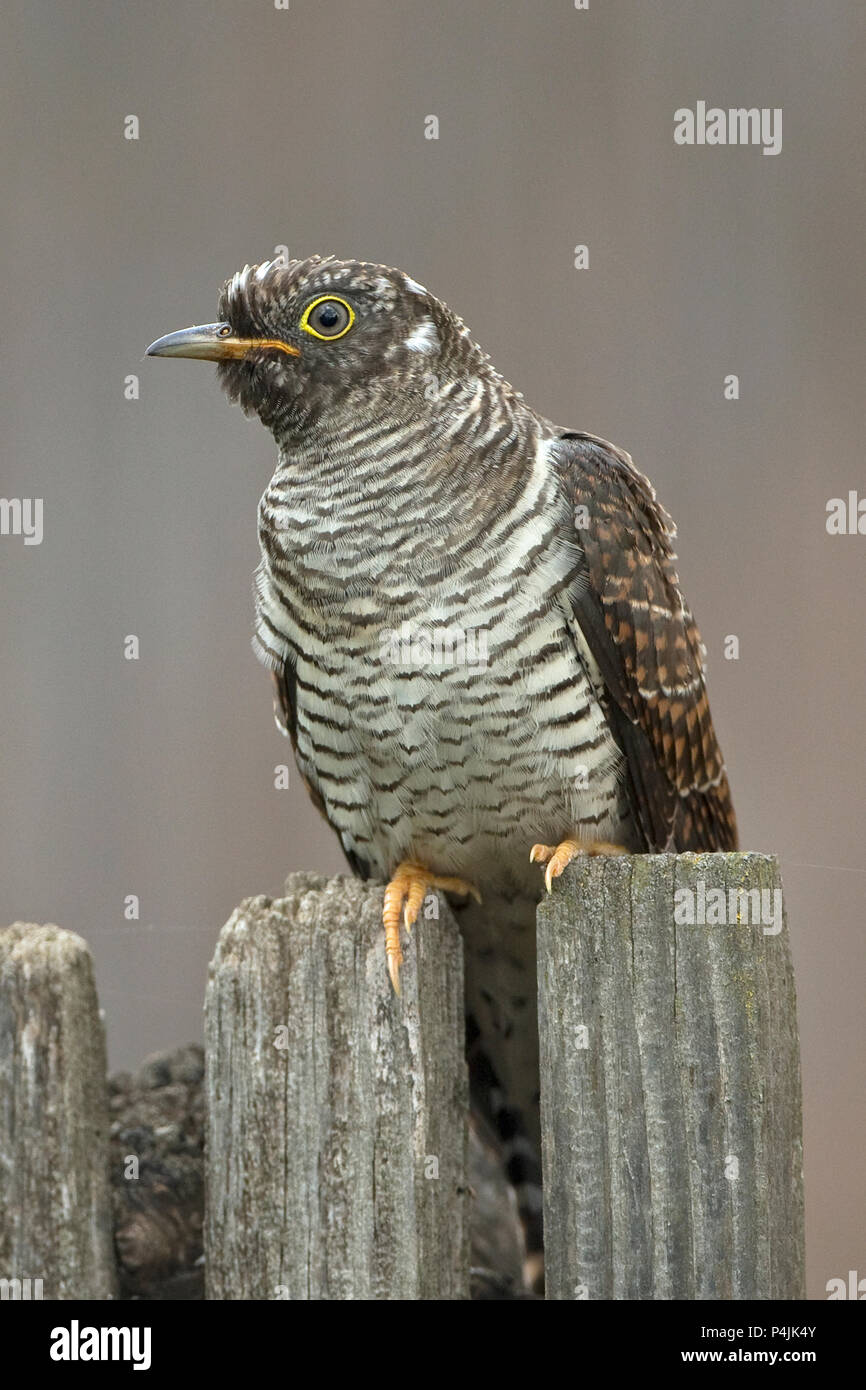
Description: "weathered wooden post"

(538, 852), (804, 1300)
(205, 872), (469, 1299)
(0, 923), (117, 1299)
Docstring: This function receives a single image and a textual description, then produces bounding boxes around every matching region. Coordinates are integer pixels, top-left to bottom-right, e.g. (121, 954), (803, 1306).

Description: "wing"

(559, 430), (738, 852)
(271, 661), (373, 880)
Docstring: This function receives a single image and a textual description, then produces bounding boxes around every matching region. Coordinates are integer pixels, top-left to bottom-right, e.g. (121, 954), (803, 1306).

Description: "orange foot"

(529, 838), (627, 893)
(383, 860), (481, 996)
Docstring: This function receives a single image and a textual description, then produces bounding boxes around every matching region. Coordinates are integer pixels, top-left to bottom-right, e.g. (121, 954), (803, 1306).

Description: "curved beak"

(146, 322), (300, 361)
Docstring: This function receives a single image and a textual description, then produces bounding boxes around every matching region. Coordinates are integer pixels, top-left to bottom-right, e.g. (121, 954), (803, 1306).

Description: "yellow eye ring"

(300, 295), (355, 342)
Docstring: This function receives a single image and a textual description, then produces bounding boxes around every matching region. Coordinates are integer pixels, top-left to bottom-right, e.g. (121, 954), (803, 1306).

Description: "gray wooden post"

(538, 852), (804, 1300)
(0, 923), (117, 1300)
(205, 873), (469, 1299)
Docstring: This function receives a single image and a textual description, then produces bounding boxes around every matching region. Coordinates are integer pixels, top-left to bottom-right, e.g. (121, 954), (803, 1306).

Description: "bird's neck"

(270, 369), (550, 534)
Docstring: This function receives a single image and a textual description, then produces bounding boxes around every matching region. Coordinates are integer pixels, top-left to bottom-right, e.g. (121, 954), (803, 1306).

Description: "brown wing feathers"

(561, 431), (738, 852)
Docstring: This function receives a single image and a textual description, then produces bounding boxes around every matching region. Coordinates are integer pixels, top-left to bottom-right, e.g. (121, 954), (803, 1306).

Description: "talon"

(381, 859), (481, 995)
(383, 877), (406, 996)
(529, 843), (554, 866)
(387, 946), (403, 998)
(530, 837), (628, 893)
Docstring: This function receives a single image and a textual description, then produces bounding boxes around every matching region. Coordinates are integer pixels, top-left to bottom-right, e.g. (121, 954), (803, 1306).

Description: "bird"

(147, 255), (737, 1284)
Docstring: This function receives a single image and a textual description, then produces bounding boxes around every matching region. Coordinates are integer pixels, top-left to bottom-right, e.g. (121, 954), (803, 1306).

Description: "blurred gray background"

(1, 0), (863, 1299)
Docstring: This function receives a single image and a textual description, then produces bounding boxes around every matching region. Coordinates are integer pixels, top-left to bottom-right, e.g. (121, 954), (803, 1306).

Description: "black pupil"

(316, 303), (342, 331)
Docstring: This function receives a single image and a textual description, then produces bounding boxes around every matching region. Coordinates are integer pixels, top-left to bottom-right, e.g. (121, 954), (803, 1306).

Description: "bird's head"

(147, 255), (466, 438)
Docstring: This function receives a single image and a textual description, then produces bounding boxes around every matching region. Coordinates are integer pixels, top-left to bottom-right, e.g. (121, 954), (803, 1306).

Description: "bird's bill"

(145, 322), (300, 361)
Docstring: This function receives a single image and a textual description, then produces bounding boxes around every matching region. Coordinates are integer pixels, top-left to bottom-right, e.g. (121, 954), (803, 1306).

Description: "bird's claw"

(383, 860), (481, 995)
(530, 838), (627, 893)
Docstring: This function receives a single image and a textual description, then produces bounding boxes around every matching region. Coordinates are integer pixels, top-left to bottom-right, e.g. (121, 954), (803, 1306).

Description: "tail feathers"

(466, 1012), (544, 1289)
(497, 1109), (544, 1272)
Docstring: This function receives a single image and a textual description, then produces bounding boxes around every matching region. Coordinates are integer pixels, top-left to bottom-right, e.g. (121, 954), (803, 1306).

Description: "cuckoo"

(147, 256), (738, 1279)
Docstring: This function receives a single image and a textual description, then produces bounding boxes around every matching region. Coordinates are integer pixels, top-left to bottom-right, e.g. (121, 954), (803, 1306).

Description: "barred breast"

(254, 421), (634, 891)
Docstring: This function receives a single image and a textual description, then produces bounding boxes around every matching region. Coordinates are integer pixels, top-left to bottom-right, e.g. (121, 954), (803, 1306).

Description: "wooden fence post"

(205, 872), (469, 1299)
(0, 923), (117, 1300)
(537, 852), (804, 1300)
